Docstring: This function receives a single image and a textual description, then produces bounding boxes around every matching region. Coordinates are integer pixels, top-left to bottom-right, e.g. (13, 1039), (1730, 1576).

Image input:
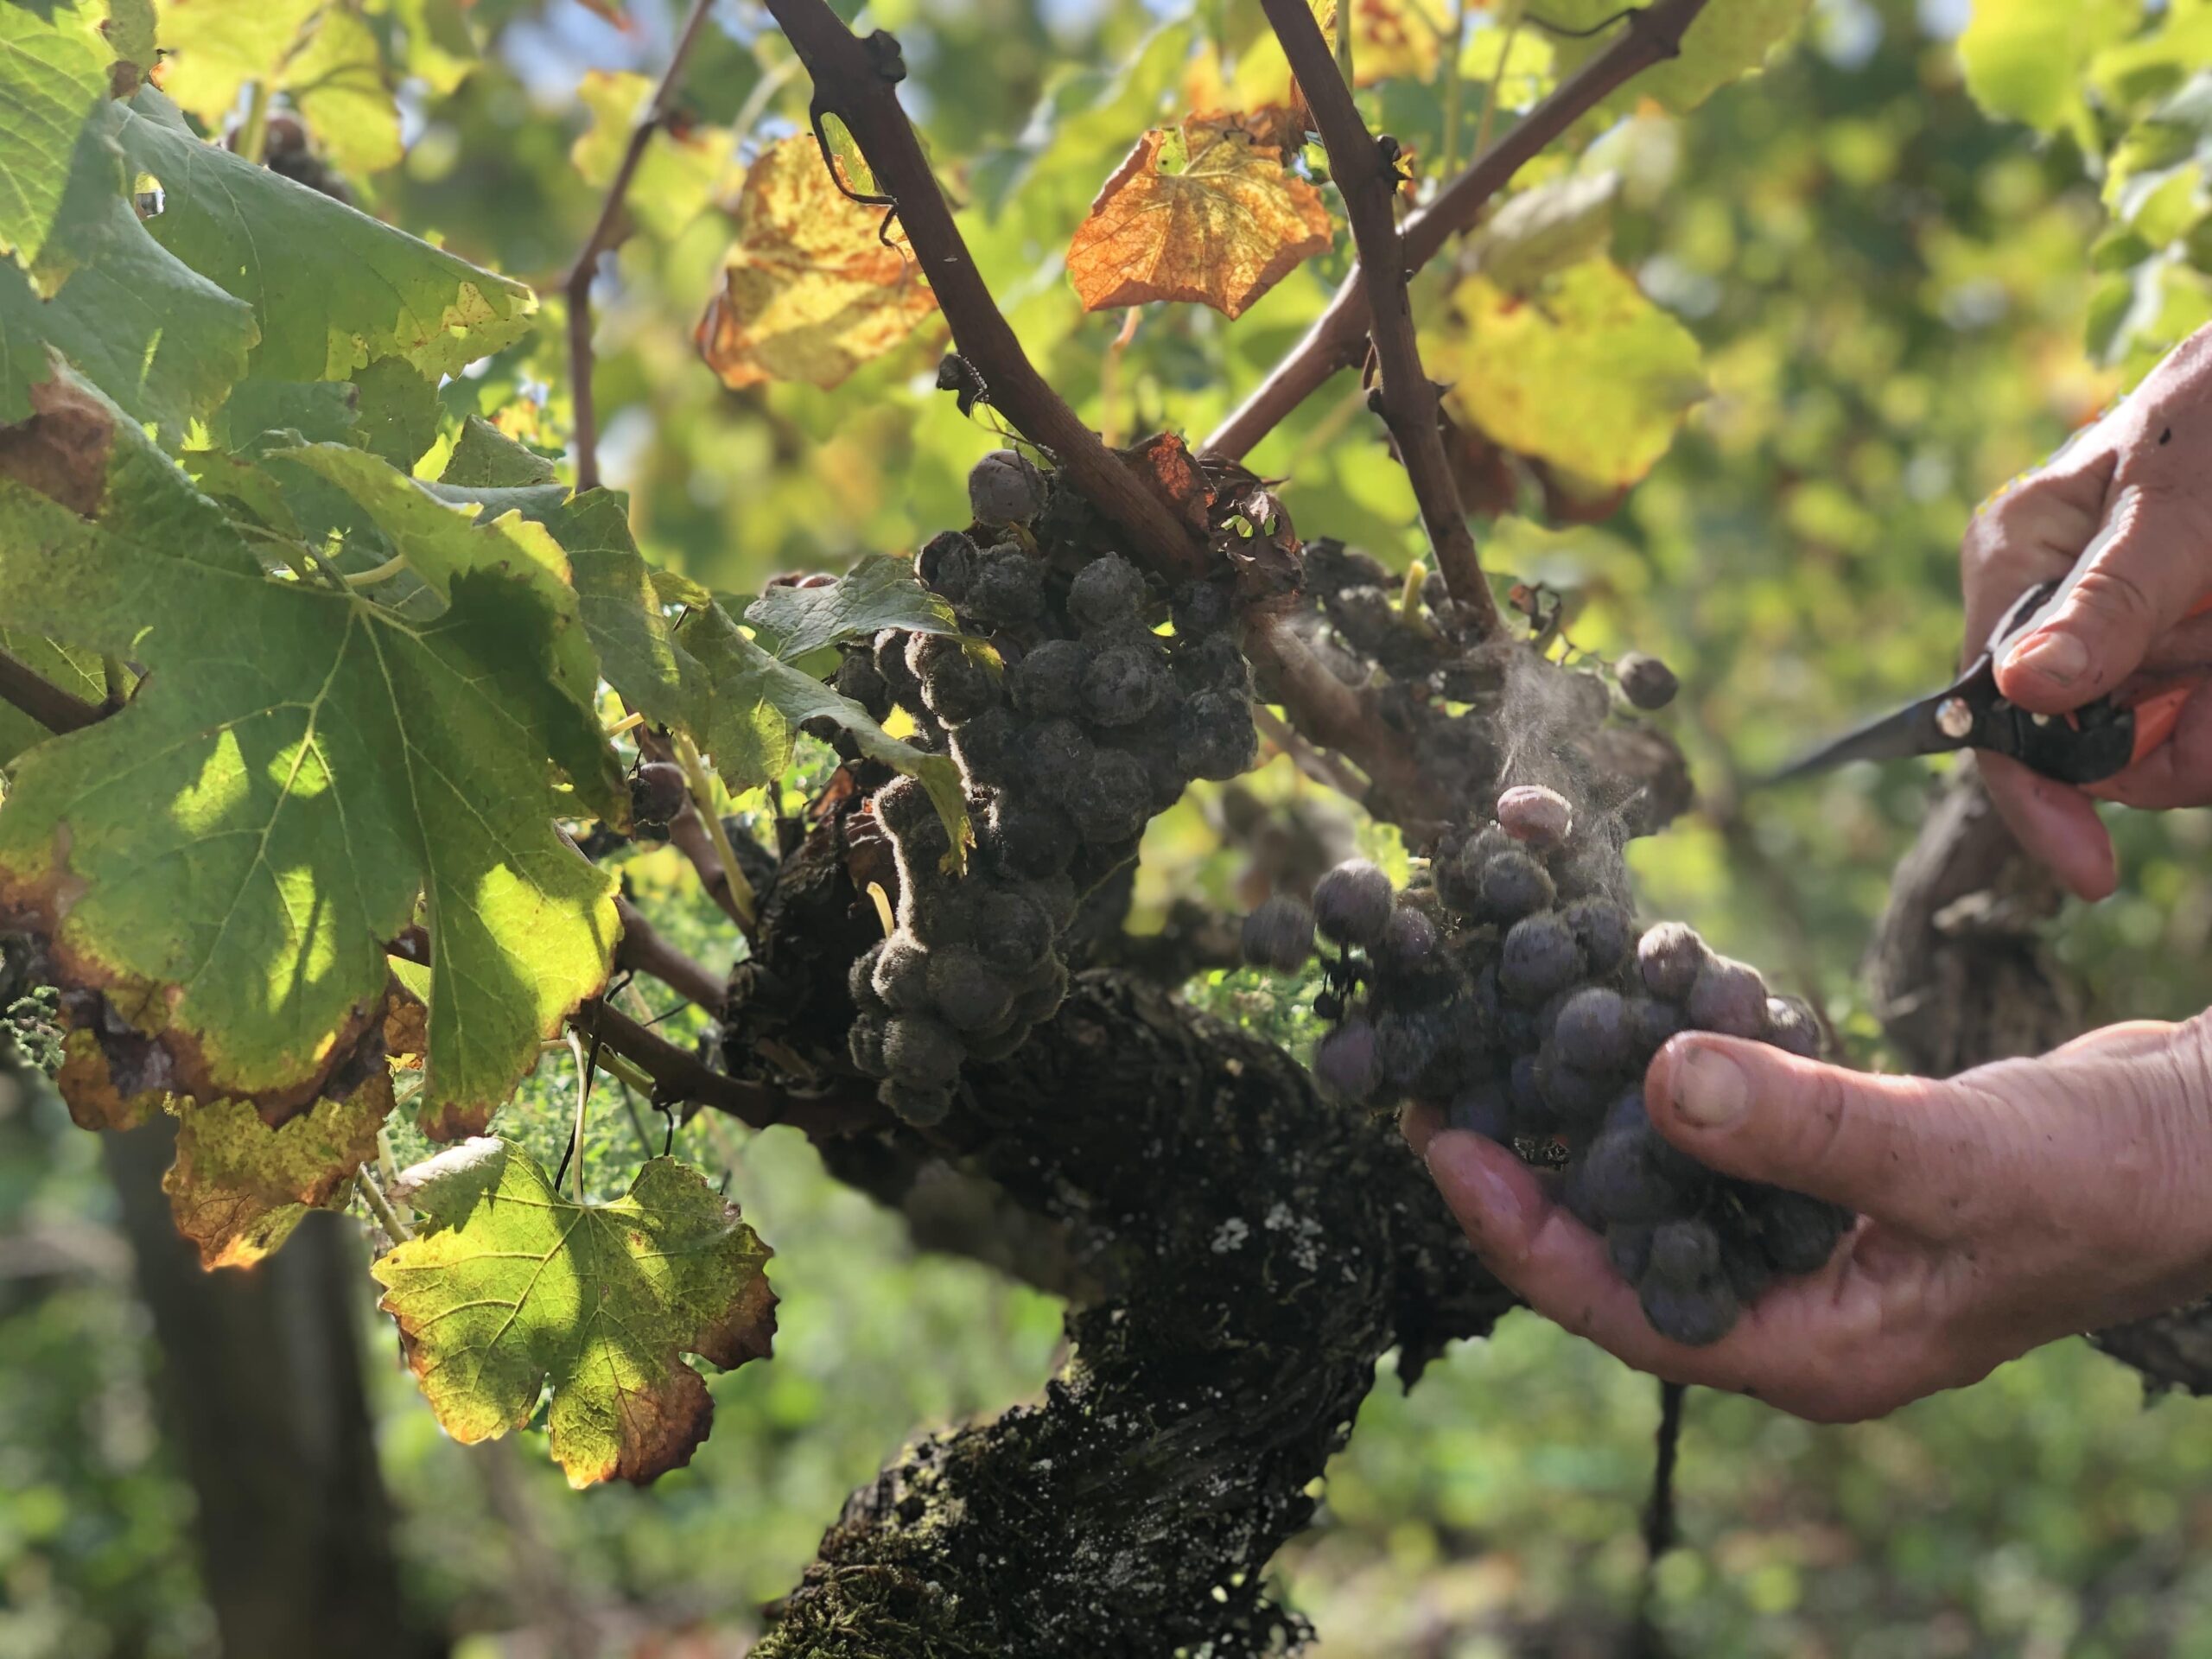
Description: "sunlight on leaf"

(1432, 260), (1707, 491)
(695, 134), (938, 391)
(373, 1137), (776, 1489)
(1066, 115), (1332, 320)
(0, 377), (619, 1135)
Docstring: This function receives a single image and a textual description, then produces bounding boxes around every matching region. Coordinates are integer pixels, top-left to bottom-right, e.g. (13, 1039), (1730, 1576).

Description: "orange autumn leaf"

(1066, 117), (1333, 321)
(695, 136), (939, 391)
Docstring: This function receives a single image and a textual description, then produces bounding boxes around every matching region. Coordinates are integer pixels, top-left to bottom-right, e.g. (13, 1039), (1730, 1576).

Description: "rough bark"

(1866, 763), (2212, 1394)
(730, 814), (1511, 1656)
(104, 1117), (445, 1659)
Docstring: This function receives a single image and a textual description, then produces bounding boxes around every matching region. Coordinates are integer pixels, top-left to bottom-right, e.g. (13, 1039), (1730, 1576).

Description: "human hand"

(1961, 327), (2212, 899)
(1404, 1018), (2212, 1421)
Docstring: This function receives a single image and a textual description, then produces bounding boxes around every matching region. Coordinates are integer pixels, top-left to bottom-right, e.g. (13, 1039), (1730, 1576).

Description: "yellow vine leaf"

(695, 134), (939, 391)
(1432, 259), (1708, 492)
(1066, 116), (1332, 321)
(163, 1076), (394, 1269)
(373, 1139), (776, 1489)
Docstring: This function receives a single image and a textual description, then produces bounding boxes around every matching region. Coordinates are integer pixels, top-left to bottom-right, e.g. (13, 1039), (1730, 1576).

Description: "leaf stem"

(1470, 0), (1522, 168)
(237, 79), (272, 168)
(342, 555), (410, 588)
(1438, 0), (1472, 180)
(566, 0), (722, 492)
(564, 1030), (592, 1203)
(588, 1038), (658, 1100)
(357, 1166), (414, 1243)
(672, 732), (758, 927)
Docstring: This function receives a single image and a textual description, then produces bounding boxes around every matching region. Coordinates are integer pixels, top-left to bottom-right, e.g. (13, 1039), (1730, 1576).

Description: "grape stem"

(564, 0), (721, 493)
(355, 1166), (414, 1244)
(1260, 0), (1499, 634)
(671, 732), (759, 929)
(1251, 702), (1373, 809)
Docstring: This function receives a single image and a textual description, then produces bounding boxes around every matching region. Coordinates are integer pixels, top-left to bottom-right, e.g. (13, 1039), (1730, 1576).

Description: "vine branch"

(1261, 0), (1498, 635)
(588, 1000), (882, 1141)
(758, 0), (1207, 580)
(612, 896), (726, 1011)
(0, 646), (103, 735)
(1205, 0), (1711, 461)
(566, 0), (721, 492)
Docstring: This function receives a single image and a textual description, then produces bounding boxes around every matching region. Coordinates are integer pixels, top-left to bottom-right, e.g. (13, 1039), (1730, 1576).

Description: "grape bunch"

(1242, 784), (1849, 1345)
(841, 451), (1260, 1125)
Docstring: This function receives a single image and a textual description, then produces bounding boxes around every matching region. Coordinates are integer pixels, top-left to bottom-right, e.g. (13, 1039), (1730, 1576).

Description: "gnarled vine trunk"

(728, 816), (1511, 1656)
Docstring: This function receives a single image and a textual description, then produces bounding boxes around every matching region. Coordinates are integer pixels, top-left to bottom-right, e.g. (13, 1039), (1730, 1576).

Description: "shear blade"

(1763, 698), (1960, 785)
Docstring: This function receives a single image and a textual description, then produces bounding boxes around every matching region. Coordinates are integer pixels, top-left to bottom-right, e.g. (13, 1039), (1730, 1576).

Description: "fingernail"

(2003, 630), (2088, 686)
(1673, 1044), (1750, 1128)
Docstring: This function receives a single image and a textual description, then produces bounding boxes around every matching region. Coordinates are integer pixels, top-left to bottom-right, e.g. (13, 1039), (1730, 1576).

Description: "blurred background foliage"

(12, 0), (2212, 1652)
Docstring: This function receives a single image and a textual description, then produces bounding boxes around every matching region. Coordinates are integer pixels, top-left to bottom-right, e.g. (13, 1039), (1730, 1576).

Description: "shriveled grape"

(1313, 860), (1395, 948)
(1242, 895), (1317, 973)
(1497, 785), (1573, 850)
(1688, 957), (1768, 1039)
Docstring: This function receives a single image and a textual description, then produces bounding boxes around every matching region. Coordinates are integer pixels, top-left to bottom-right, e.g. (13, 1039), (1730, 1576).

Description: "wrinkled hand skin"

(1405, 1019), (2212, 1422)
(1961, 322), (2212, 899)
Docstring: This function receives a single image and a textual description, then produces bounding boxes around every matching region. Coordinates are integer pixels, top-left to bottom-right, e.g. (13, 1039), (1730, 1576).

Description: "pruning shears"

(1770, 549), (2212, 788)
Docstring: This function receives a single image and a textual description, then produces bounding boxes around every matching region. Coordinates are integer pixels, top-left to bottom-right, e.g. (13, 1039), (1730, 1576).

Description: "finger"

(2133, 611), (2212, 677)
(1422, 1128), (1726, 1383)
(1643, 1036), (1987, 1236)
(2047, 1019), (2177, 1060)
(2085, 680), (2212, 809)
(1424, 1129), (1912, 1413)
(1960, 442), (2115, 660)
(1402, 1100), (1444, 1159)
(1978, 753), (2118, 900)
(1996, 484), (2212, 715)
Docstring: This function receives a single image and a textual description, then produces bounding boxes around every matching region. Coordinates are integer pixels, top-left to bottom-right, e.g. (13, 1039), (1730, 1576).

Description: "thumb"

(1996, 484), (2212, 715)
(1644, 1036), (1975, 1234)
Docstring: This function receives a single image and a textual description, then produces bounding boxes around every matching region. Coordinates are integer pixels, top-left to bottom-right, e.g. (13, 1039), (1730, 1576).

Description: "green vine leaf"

(1541, 0), (1813, 115)
(673, 600), (969, 843)
(1958, 0), (2139, 146)
(164, 1073), (395, 1269)
(745, 556), (959, 661)
(372, 1137), (777, 1489)
(118, 87), (536, 382)
(0, 378), (619, 1137)
(153, 0), (403, 178)
(0, 1), (122, 293)
(0, 207), (257, 437)
(423, 424), (969, 846)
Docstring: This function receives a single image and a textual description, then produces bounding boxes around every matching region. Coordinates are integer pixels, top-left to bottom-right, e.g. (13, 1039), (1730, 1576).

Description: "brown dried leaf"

(0, 376), (113, 518)
(695, 135), (940, 391)
(163, 1074), (395, 1270)
(1119, 431), (1214, 538)
(1068, 117), (1332, 321)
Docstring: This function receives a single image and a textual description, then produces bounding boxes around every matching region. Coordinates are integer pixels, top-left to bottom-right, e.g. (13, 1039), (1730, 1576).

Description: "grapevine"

(839, 450), (1258, 1123)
